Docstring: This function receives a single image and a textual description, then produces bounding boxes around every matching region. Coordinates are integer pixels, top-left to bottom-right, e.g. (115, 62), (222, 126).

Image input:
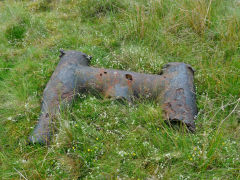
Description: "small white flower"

(118, 151), (127, 157)
(164, 153), (171, 158)
(7, 117), (12, 121)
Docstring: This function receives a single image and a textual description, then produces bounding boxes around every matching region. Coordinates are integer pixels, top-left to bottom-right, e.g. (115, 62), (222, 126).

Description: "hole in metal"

(158, 70), (163, 75)
(125, 74), (133, 81)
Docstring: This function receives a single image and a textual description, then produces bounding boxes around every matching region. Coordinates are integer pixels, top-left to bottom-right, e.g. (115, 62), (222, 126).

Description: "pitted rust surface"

(29, 50), (198, 145)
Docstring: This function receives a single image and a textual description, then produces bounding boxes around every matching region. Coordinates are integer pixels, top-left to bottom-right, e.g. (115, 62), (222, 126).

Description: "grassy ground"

(0, 0), (239, 179)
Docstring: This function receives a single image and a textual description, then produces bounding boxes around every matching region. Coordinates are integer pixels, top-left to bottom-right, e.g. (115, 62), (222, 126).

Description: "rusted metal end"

(28, 50), (90, 144)
(28, 50), (197, 145)
(161, 63), (197, 132)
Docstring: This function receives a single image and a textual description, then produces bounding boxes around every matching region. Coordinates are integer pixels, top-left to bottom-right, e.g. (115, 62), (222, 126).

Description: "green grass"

(0, 0), (239, 179)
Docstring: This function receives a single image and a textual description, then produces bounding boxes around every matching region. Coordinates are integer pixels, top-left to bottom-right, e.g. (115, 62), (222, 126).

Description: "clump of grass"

(5, 16), (29, 45)
(28, 0), (53, 12)
(77, 0), (127, 20)
(180, 0), (213, 35)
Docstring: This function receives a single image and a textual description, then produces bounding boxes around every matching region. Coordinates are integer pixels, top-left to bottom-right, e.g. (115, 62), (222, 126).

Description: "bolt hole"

(100, 73), (102, 76)
(125, 74), (133, 81)
(104, 71), (107, 74)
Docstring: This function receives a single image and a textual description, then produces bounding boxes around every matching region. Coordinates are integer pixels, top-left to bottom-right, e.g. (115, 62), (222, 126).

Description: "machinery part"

(28, 50), (197, 145)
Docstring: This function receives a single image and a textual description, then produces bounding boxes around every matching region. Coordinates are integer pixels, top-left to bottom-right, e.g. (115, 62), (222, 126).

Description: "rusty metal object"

(28, 50), (197, 144)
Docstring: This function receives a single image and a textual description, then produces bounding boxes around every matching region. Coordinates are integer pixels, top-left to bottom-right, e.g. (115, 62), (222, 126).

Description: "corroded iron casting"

(29, 50), (198, 144)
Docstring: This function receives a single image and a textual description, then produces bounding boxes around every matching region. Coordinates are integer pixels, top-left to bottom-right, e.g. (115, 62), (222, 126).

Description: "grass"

(0, 0), (239, 179)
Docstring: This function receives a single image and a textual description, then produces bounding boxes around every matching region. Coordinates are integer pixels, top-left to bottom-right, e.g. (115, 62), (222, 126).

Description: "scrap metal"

(29, 50), (198, 144)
